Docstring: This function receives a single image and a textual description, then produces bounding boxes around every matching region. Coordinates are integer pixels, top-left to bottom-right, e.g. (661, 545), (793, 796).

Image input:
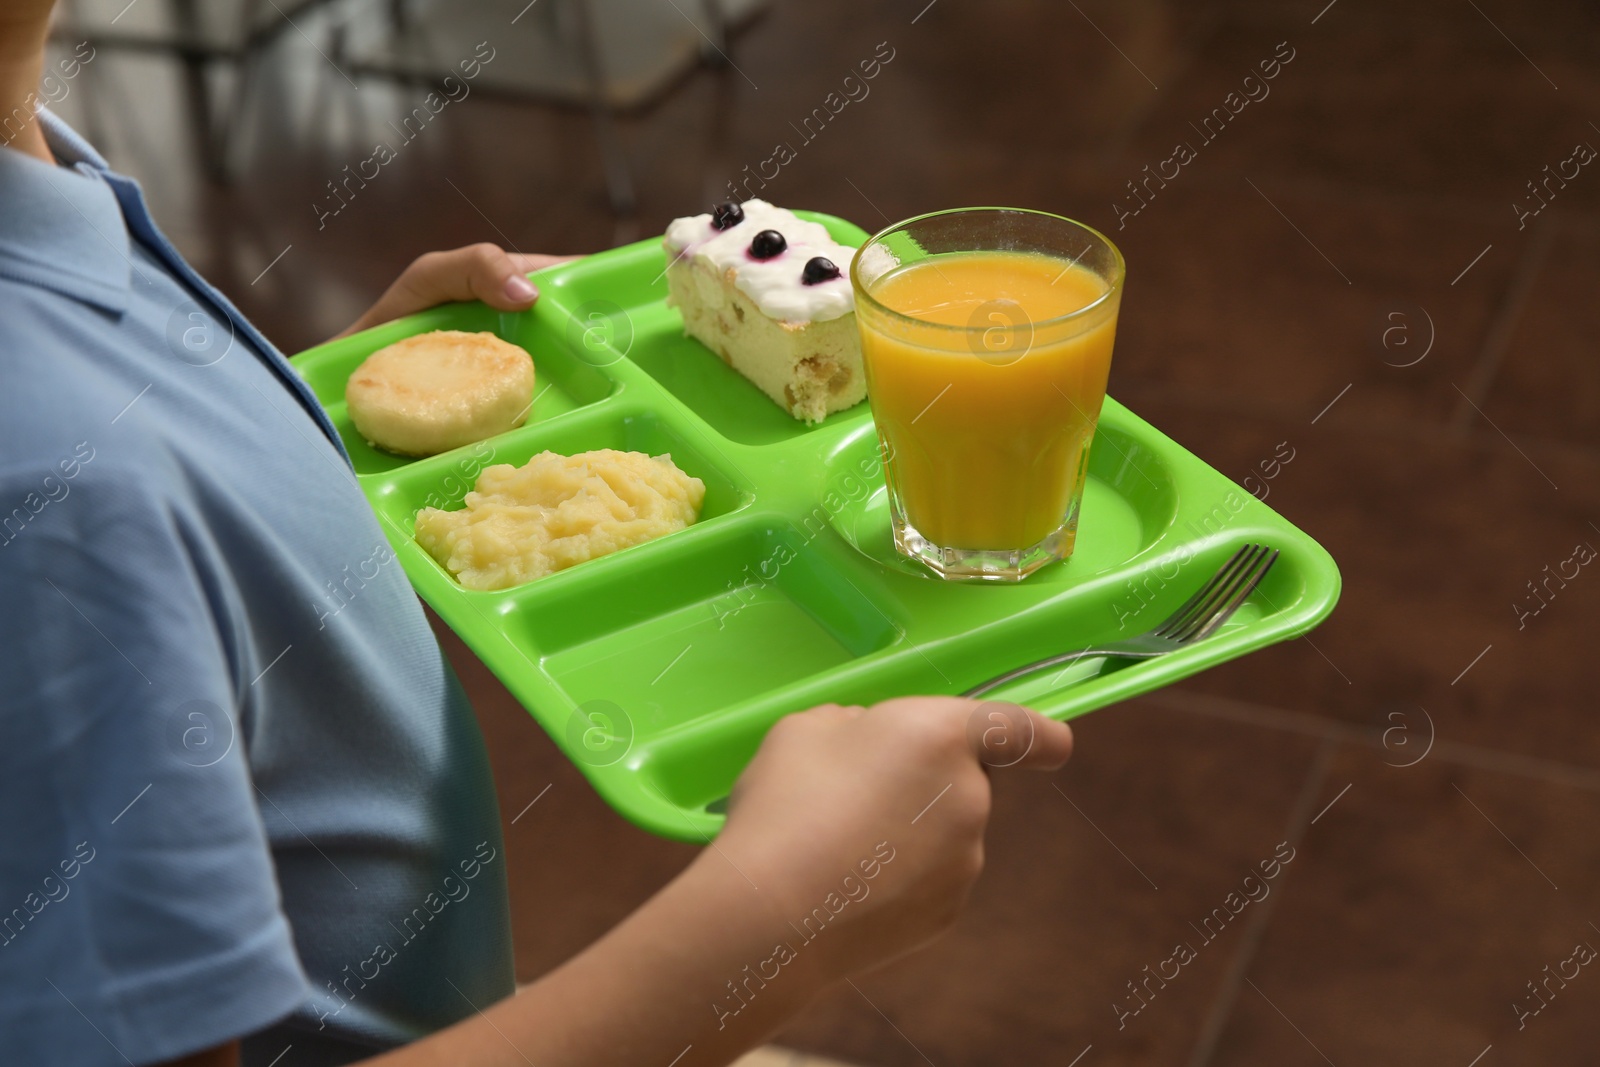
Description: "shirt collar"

(0, 109), (131, 313)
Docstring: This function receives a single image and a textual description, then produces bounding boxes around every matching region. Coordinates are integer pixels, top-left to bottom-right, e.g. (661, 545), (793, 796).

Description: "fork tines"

(1154, 543), (1280, 644)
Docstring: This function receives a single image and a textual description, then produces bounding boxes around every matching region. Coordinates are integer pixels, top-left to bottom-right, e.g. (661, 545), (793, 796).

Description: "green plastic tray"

(291, 211), (1340, 841)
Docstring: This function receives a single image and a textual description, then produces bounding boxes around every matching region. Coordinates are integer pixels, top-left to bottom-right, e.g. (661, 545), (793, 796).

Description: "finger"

(965, 701), (1074, 771)
(456, 243), (540, 309)
(509, 252), (582, 274)
(869, 696), (1071, 771)
(869, 695), (985, 719)
(782, 703), (867, 727)
(866, 695), (1066, 769)
(334, 244), (543, 339)
(389, 243), (537, 313)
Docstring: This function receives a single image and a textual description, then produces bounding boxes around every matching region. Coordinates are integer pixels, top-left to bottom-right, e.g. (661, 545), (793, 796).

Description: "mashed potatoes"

(415, 449), (706, 590)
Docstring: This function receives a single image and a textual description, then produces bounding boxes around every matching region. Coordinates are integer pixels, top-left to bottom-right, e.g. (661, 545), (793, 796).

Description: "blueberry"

(749, 230), (787, 259)
(801, 256), (842, 285)
(711, 201), (744, 230)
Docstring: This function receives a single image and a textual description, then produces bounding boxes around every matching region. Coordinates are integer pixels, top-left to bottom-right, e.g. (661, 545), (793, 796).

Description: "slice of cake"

(664, 199), (865, 424)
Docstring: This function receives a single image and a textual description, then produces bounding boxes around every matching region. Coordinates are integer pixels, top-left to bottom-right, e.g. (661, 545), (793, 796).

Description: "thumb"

(387, 243), (540, 315)
(334, 243), (554, 340)
(509, 252), (583, 275)
(965, 701), (1074, 771)
(445, 242), (540, 310)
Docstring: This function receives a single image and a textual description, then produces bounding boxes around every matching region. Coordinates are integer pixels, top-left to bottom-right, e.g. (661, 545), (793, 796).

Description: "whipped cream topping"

(664, 199), (858, 323)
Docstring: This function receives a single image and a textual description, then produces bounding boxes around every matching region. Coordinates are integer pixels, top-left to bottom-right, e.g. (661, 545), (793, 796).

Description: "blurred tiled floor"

(55, 0), (1600, 1062)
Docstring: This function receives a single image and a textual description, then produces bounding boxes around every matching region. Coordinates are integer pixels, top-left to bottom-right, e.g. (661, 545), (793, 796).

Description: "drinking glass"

(850, 207), (1125, 581)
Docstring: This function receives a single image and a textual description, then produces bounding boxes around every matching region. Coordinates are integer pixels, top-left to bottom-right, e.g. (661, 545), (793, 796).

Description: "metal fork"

(962, 543), (1280, 699)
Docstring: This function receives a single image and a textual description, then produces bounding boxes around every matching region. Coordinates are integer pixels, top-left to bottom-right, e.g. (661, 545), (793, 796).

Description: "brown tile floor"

(1202, 742), (1600, 1066)
(56, 0), (1600, 1062)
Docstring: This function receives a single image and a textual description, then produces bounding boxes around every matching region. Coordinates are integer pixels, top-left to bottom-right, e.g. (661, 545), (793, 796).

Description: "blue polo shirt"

(0, 113), (514, 1066)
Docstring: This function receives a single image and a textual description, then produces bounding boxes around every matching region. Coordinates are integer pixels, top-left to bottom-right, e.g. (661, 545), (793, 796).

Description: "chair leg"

(697, 0), (727, 65)
(571, 0), (635, 216)
(211, 0), (275, 182)
(167, 0), (233, 183)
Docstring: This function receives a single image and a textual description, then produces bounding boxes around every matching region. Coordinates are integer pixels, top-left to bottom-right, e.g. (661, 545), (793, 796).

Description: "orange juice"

(858, 250), (1118, 552)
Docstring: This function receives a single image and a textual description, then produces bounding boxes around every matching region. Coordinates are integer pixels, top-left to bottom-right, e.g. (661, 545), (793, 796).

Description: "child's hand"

(356, 698), (1069, 1067)
(712, 697), (1073, 985)
(334, 243), (580, 339)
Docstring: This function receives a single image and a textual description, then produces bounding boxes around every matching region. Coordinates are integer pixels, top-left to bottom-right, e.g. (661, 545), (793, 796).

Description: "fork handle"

(961, 646), (1164, 699)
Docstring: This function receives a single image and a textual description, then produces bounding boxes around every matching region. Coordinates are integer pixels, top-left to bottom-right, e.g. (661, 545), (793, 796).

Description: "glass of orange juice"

(850, 208), (1125, 581)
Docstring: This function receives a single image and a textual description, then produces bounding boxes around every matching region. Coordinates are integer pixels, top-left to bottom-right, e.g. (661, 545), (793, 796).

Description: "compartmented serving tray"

(291, 211), (1340, 841)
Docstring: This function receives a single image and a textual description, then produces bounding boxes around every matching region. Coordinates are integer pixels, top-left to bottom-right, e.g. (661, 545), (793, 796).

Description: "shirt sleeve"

(0, 459), (312, 1066)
